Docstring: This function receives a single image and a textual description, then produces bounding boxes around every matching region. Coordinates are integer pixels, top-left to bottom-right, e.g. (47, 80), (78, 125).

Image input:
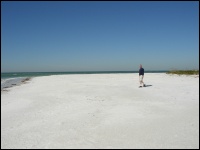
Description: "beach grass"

(166, 70), (199, 75)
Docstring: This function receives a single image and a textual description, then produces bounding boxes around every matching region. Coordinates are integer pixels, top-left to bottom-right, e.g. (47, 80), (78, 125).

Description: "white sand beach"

(1, 73), (199, 149)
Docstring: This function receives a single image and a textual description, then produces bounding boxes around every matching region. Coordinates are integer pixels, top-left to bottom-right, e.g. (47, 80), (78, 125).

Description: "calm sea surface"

(1, 71), (167, 79)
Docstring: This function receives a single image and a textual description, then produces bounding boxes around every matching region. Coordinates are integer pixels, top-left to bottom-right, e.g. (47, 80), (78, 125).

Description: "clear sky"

(1, 1), (199, 72)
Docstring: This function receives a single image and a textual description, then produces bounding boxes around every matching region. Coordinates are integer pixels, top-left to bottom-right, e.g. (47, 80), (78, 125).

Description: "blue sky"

(1, 1), (199, 72)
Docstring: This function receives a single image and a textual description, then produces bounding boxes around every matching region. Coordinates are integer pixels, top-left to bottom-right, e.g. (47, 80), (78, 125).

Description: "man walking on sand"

(139, 64), (145, 87)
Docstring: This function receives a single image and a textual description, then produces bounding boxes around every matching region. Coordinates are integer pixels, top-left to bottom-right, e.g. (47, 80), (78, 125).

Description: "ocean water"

(1, 71), (167, 79)
(1, 71), (167, 90)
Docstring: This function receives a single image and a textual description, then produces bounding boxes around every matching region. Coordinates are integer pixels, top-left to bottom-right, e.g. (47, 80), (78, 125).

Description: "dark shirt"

(139, 68), (144, 76)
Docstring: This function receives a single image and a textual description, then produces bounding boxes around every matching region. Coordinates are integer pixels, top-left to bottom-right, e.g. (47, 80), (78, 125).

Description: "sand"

(1, 73), (199, 149)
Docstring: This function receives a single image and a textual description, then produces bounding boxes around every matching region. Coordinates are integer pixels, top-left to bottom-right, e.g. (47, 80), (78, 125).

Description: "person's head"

(140, 64), (142, 68)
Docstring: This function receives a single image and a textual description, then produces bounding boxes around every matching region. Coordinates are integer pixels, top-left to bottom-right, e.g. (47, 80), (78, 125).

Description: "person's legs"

(139, 75), (143, 87)
(142, 76), (145, 87)
(140, 75), (144, 87)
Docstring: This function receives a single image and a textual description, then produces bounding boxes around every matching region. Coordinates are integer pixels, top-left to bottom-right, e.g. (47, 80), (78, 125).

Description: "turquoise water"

(1, 71), (168, 79)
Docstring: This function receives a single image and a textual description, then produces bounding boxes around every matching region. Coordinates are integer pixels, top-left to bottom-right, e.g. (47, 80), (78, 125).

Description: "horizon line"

(2, 70), (172, 73)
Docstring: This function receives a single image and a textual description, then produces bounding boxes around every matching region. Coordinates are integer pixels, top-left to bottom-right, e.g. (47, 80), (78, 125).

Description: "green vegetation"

(166, 70), (199, 75)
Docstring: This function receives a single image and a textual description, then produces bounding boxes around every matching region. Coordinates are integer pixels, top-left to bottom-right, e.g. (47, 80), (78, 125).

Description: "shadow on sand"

(144, 85), (152, 87)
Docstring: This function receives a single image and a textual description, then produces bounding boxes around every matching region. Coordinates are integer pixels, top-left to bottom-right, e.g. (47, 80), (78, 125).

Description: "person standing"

(139, 64), (145, 87)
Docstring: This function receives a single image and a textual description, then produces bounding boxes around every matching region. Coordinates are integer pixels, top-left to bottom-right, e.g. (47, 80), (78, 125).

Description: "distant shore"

(166, 70), (199, 75)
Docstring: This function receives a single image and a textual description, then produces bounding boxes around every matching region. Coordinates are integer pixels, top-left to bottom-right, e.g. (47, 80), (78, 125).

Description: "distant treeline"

(166, 70), (199, 75)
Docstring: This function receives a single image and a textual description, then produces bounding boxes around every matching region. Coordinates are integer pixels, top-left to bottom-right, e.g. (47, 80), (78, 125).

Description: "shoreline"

(1, 77), (31, 91)
(1, 72), (198, 92)
(1, 71), (168, 80)
(1, 73), (199, 148)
